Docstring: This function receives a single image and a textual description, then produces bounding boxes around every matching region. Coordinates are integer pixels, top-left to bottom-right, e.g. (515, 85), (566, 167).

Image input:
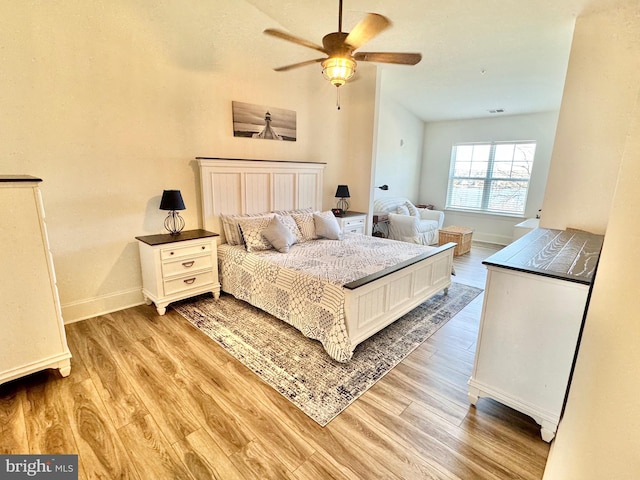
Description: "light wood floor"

(0, 242), (550, 479)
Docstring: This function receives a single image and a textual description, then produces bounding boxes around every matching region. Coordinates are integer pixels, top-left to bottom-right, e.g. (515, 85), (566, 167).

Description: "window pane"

(492, 161), (513, 178)
(448, 179), (484, 210)
(470, 160), (488, 177)
(455, 145), (473, 162)
(487, 180), (528, 214)
(495, 144), (515, 161)
(512, 161), (531, 178)
(515, 143), (536, 161)
(472, 144), (490, 161)
(454, 161), (471, 177)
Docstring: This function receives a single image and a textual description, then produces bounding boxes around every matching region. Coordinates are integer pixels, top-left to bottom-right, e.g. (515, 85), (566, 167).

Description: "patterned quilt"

(218, 234), (436, 362)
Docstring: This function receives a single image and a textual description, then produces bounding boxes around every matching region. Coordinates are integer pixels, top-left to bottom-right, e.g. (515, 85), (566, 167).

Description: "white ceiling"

(245, 0), (620, 122)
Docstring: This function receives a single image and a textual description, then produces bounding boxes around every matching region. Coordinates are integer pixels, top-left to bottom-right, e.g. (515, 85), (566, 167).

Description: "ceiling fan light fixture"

(322, 56), (356, 87)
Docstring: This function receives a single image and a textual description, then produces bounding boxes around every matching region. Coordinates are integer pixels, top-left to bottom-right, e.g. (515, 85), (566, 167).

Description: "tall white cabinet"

(0, 176), (71, 385)
(468, 228), (603, 442)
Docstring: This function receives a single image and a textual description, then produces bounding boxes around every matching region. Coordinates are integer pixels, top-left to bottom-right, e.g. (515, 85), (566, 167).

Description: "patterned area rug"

(173, 282), (482, 426)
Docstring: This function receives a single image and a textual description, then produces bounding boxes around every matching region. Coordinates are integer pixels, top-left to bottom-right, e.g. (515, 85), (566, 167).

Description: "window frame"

(445, 140), (537, 216)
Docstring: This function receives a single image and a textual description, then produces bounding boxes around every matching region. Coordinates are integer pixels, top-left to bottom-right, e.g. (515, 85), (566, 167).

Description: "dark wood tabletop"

(135, 229), (219, 246)
(483, 228), (604, 285)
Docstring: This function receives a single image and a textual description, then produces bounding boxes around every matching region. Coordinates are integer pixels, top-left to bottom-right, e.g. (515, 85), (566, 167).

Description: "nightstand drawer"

(344, 225), (364, 234)
(161, 254), (212, 278)
(161, 242), (211, 260)
(163, 270), (215, 296)
(342, 218), (365, 227)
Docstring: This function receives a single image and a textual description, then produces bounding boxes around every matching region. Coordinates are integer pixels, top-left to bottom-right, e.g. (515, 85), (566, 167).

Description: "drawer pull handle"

(170, 251), (175, 255)
(201, 246), (206, 250)
(183, 277), (196, 285)
(182, 261), (195, 268)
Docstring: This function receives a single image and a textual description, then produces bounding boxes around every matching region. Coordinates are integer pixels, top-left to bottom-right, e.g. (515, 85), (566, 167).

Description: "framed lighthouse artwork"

(232, 101), (297, 141)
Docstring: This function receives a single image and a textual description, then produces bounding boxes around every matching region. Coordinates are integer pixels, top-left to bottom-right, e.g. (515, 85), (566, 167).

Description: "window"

(446, 141), (537, 215)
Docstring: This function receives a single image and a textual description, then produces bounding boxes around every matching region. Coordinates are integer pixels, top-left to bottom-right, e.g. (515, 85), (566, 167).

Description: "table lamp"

(159, 189), (186, 235)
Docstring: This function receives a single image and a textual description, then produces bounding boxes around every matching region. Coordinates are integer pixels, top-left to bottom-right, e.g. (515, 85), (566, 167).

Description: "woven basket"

(438, 226), (473, 256)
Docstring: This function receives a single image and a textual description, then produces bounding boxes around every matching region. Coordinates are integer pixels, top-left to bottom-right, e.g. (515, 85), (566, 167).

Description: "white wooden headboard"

(197, 158), (326, 242)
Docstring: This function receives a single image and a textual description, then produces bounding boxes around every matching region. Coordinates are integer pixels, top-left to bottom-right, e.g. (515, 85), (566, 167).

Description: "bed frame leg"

(444, 287), (449, 295)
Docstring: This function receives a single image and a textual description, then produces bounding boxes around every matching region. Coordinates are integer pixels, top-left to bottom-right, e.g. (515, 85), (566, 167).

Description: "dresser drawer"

(161, 254), (213, 278)
(163, 270), (215, 296)
(161, 242), (211, 260)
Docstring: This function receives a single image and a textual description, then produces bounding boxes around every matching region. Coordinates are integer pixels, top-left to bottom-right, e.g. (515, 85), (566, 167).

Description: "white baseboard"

(61, 288), (145, 324)
(471, 232), (511, 246)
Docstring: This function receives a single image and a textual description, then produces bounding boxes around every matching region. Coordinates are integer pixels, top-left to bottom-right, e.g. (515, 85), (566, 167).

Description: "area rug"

(173, 282), (482, 426)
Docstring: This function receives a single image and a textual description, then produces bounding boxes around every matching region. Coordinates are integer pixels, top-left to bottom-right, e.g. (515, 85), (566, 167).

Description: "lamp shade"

(335, 185), (350, 198)
(159, 190), (186, 211)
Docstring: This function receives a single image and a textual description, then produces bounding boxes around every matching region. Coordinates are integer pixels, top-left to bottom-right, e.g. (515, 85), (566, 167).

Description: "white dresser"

(136, 229), (221, 315)
(468, 228), (603, 442)
(0, 176), (71, 385)
(335, 211), (366, 235)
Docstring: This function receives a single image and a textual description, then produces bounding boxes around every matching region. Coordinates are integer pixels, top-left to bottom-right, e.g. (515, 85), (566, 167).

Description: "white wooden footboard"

(344, 243), (455, 348)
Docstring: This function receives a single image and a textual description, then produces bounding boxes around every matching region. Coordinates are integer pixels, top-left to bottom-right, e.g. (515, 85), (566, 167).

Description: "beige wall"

(543, 2), (640, 478)
(0, 1), (377, 321)
(539, 1), (640, 233)
(372, 75), (425, 205)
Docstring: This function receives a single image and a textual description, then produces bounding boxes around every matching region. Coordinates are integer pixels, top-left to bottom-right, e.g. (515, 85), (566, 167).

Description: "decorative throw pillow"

(236, 215), (275, 252)
(279, 214), (304, 243)
(291, 212), (318, 242)
(262, 215), (297, 253)
(405, 202), (420, 218)
(220, 212), (269, 246)
(396, 205), (410, 216)
(314, 211), (342, 240)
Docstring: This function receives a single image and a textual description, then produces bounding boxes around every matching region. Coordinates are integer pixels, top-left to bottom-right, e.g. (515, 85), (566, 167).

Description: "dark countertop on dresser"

(483, 228), (604, 285)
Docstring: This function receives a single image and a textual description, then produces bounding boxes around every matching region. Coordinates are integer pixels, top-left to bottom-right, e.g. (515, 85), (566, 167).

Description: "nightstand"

(135, 229), (221, 315)
(335, 211), (367, 235)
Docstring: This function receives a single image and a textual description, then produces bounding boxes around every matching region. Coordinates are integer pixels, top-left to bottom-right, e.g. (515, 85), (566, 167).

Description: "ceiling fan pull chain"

(336, 88), (341, 110)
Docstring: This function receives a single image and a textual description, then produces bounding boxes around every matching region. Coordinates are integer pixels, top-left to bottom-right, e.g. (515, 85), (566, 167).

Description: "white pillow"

(314, 211), (342, 240)
(396, 205), (410, 216)
(292, 212), (318, 242)
(262, 215), (297, 253)
(405, 202), (420, 218)
(278, 214), (304, 243)
(236, 214), (275, 252)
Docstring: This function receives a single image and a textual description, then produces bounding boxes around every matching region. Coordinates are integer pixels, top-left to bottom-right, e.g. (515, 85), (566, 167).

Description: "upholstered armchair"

(373, 197), (444, 245)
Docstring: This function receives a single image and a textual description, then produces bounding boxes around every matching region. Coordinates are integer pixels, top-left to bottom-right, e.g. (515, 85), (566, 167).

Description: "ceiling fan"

(264, 0), (422, 90)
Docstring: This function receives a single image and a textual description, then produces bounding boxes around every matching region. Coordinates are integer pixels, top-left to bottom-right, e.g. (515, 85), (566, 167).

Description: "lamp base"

(164, 211), (185, 235)
(336, 198), (350, 213)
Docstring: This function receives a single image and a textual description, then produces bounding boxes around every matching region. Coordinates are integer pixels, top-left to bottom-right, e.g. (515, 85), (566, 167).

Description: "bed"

(198, 158), (455, 362)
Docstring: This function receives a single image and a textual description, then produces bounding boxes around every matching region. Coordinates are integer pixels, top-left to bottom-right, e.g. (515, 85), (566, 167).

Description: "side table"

(438, 226), (473, 256)
(335, 211), (367, 235)
(135, 229), (221, 315)
(372, 212), (389, 237)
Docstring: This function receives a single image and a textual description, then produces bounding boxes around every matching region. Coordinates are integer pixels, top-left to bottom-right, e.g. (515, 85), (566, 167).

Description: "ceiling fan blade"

(344, 13), (391, 50)
(264, 29), (328, 54)
(274, 58), (325, 72)
(354, 52), (422, 65)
